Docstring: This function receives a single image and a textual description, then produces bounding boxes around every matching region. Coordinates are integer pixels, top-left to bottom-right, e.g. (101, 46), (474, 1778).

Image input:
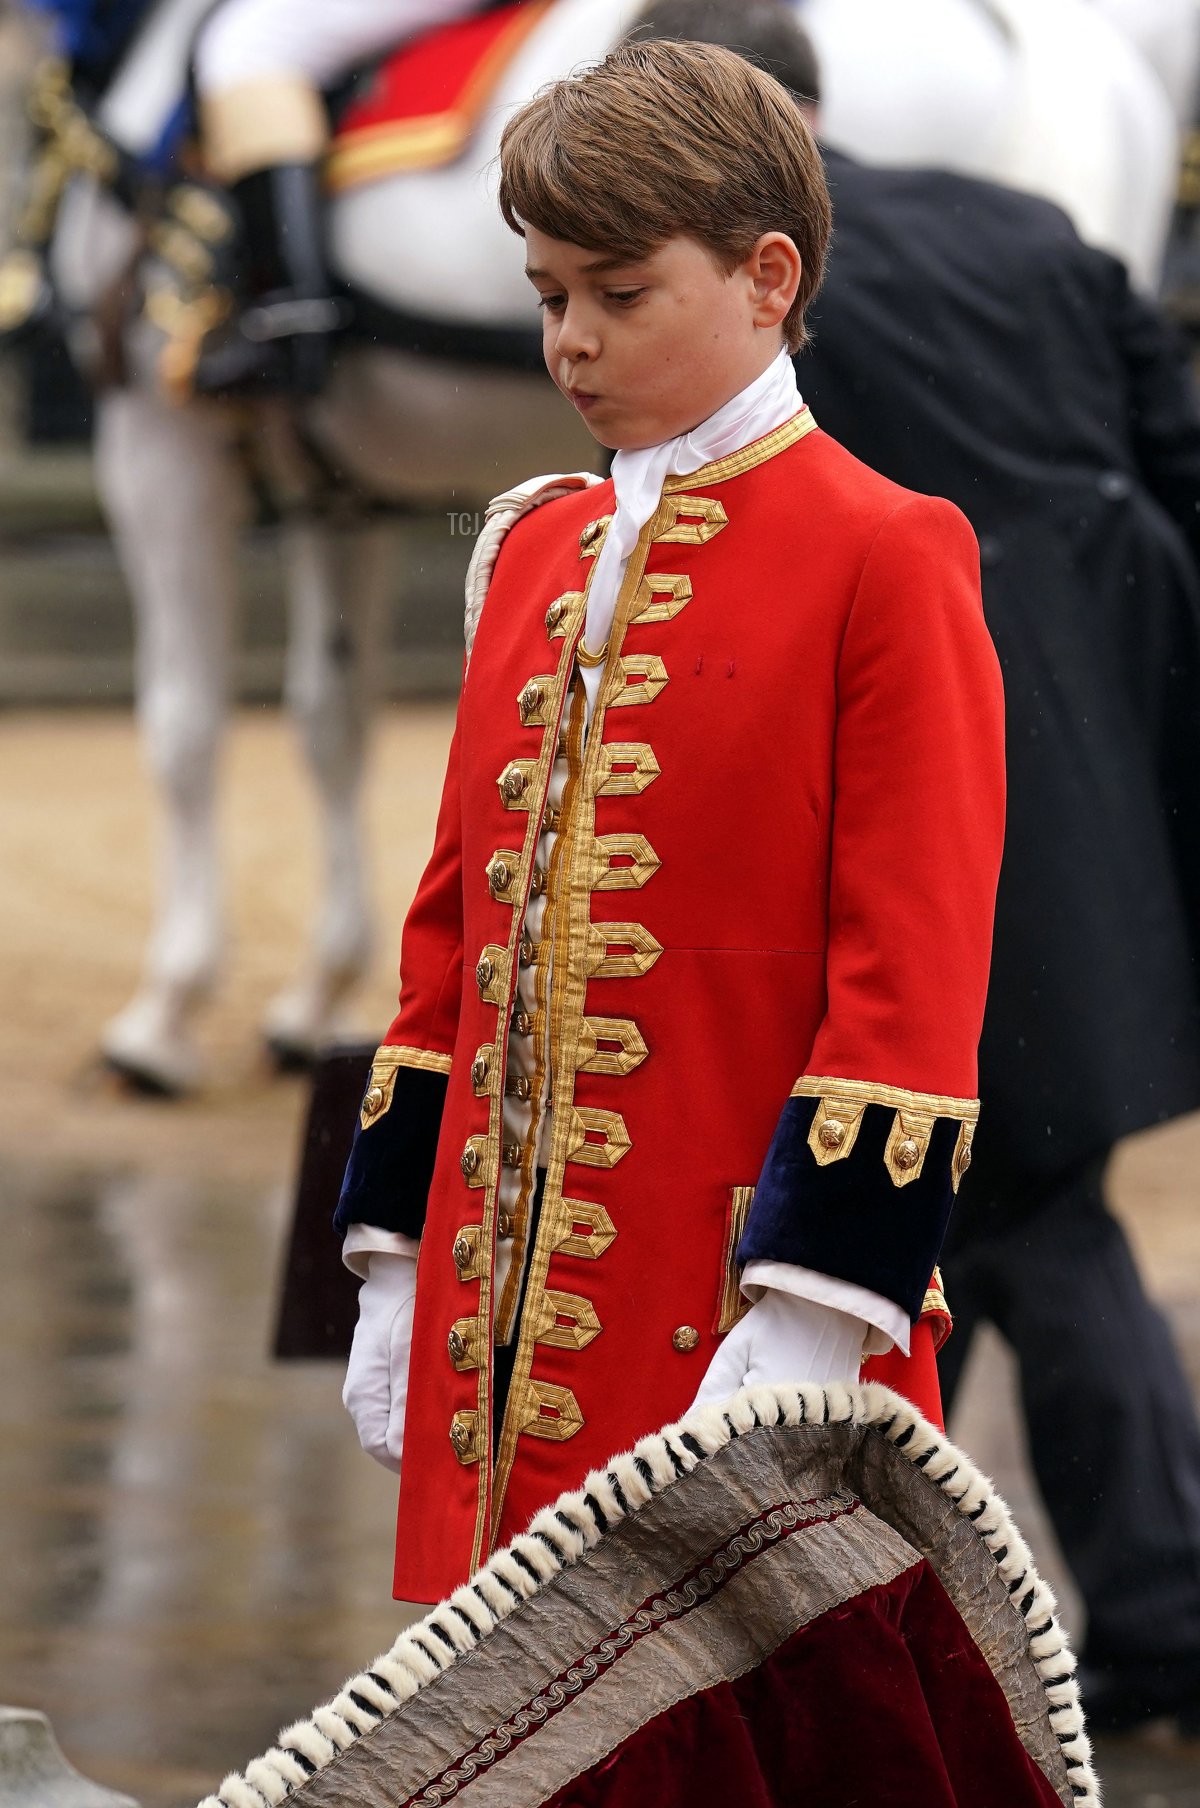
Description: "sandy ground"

(0, 703), (456, 1179)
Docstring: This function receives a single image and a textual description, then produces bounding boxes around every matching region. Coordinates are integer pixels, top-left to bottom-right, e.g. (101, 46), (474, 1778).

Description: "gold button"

(471, 1053), (489, 1090)
(450, 1418), (475, 1461)
(895, 1137), (921, 1172)
(363, 1085), (384, 1115)
(476, 955), (495, 991)
(452, 1234), (472, 1273)
(488, 858), (511, 897)
(500, 764), (527, 803)
(513, 1011), (534, 1037)
(818, 1118), (847, 1151)
(447, 1328), (466, 1364)
(497, 1211), (514, 1238)
(672, 1325), (700, 1353)
(958, 1143), (972, 1173)
(530, 866), (547, 897)
(545, 598), (566, 633)
(502, 1141), (521, 1168)
(519, 680), (543, 723)
(543, 805), (561, 833)
(508, 1075), (532, 1102)
(460, 1143), (480, 1179)
(519, 935), (536, 968)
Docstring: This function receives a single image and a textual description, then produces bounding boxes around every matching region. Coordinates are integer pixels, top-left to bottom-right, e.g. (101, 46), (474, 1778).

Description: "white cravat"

(578, 348), (803, 717)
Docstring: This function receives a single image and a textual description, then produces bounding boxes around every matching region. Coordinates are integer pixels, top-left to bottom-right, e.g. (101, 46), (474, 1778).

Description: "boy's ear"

(747, 232), (802, 333)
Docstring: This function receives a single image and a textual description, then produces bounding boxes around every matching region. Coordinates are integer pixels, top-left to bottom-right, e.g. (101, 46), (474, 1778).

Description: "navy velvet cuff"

(333, 1065), (449, 1240)
(738, 1095), (959, 1322)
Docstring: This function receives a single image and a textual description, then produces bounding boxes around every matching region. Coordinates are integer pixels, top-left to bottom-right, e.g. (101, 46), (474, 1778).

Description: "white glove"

(342, 1251), (418, 1473)
(691, 1288), (866, 1411)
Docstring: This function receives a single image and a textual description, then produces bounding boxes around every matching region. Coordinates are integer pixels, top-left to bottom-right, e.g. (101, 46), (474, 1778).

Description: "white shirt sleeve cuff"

(740, 1260), (910, 1358)
(341, 1224), (422, 1279)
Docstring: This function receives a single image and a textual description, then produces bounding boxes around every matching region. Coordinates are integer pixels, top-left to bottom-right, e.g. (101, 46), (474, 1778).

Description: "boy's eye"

(537, 294), (566, 313)
(607, 289), (645, 307)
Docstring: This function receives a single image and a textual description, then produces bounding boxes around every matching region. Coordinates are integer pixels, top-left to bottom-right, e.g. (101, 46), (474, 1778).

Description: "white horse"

(40, 0), (1191, 1091)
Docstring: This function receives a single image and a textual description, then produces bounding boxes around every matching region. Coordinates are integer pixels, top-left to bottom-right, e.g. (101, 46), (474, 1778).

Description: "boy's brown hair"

(498, 38), (831, 353)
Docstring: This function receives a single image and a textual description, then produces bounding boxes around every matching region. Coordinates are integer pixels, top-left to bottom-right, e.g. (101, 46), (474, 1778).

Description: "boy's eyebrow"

(525, 254), (643, 280)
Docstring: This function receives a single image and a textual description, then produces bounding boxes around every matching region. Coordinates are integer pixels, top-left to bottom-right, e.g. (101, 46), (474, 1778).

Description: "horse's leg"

(94, 386), (244, 1092)
(263, 510), (393, 1063)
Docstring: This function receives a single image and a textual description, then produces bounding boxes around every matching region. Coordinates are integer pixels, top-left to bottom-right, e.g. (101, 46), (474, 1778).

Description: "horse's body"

(40, 0), (1193, 1089)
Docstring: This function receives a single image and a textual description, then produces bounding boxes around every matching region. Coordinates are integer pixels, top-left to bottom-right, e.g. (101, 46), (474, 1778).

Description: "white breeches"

(193, 0), (483, 94)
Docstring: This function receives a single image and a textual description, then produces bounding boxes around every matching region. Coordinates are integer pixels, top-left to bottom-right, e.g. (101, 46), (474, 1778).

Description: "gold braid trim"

(359, 1043), (452, 1130)
(791, 1076), (978, 1193)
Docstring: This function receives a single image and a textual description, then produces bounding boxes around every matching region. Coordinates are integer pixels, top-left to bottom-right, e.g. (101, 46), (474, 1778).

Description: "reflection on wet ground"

(4, 1145), (1200, 1808)
(0, 1157), (410, 1807)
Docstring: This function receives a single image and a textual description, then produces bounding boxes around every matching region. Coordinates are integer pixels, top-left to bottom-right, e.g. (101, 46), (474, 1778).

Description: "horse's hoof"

(101, 1051), (192, 1099)
(100, 995), (205, 1098)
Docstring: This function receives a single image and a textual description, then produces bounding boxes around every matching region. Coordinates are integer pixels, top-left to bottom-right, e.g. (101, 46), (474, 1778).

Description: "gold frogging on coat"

(595, 743), (661, 797)
(449, 1410), (480, 1465)
(654, 493), (728, 544)
(511, 1378), (584, 1441)
(604, 654), (669, 710)
(585, 921), (664, 978)
(578, 515), (612, 558)
(587, 833), (661, 892)
(534, 1290), (602, 1352)
(566, 1106), (632, 1169)
(577, 1016), (648, 1077)
(631, 571), (692, 625)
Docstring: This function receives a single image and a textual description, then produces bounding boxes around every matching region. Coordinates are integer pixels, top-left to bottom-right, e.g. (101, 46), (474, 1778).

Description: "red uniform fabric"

(345, 415), (1004, 1601)
(327, 1), (553, 191)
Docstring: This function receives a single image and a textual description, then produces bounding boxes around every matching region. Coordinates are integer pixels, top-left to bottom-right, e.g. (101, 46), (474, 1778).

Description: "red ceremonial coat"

(336, 410), (1006, 1604)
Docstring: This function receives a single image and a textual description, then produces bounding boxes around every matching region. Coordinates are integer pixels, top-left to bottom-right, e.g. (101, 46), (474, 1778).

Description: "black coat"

(798, 151), (1200, 1175)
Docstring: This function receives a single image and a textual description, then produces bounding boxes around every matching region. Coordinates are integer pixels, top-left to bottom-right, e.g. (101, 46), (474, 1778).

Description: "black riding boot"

(193, 161), (344, 397)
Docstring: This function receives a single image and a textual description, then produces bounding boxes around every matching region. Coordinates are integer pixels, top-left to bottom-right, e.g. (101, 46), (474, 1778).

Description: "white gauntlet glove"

(342, 1250), (418, 1474)
(691, 1289), (866, 1411)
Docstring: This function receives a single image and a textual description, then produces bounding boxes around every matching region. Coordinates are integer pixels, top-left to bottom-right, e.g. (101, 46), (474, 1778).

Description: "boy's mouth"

(567, 387), (599, 413)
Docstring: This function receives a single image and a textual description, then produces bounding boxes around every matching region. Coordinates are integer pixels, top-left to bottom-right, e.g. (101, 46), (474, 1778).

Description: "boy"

(337, 38), (1005, 1605)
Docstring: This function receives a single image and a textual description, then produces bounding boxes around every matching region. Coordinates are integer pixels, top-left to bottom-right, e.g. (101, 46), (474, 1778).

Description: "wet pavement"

(1, 706), (1199, 1806)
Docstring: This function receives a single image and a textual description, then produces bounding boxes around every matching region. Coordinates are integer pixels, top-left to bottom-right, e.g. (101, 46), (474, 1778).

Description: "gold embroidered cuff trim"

(792, 1075), (980, 1192)
(717, 1187), (756, 1334)
(548, 1198), (617, 1261)
(922, 1266), (950, 1322)
(359, 1043), (452, 1128)
(512, 1379), (584, 1441)
(585, 921), (663, 978)
(533, 1289), (602, 1351)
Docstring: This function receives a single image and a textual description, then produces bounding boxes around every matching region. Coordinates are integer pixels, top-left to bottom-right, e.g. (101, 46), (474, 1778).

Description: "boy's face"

(524, 228), (798, 451)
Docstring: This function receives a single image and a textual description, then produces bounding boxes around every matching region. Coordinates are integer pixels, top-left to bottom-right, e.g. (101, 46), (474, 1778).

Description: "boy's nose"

(553, 306), (599, 364)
